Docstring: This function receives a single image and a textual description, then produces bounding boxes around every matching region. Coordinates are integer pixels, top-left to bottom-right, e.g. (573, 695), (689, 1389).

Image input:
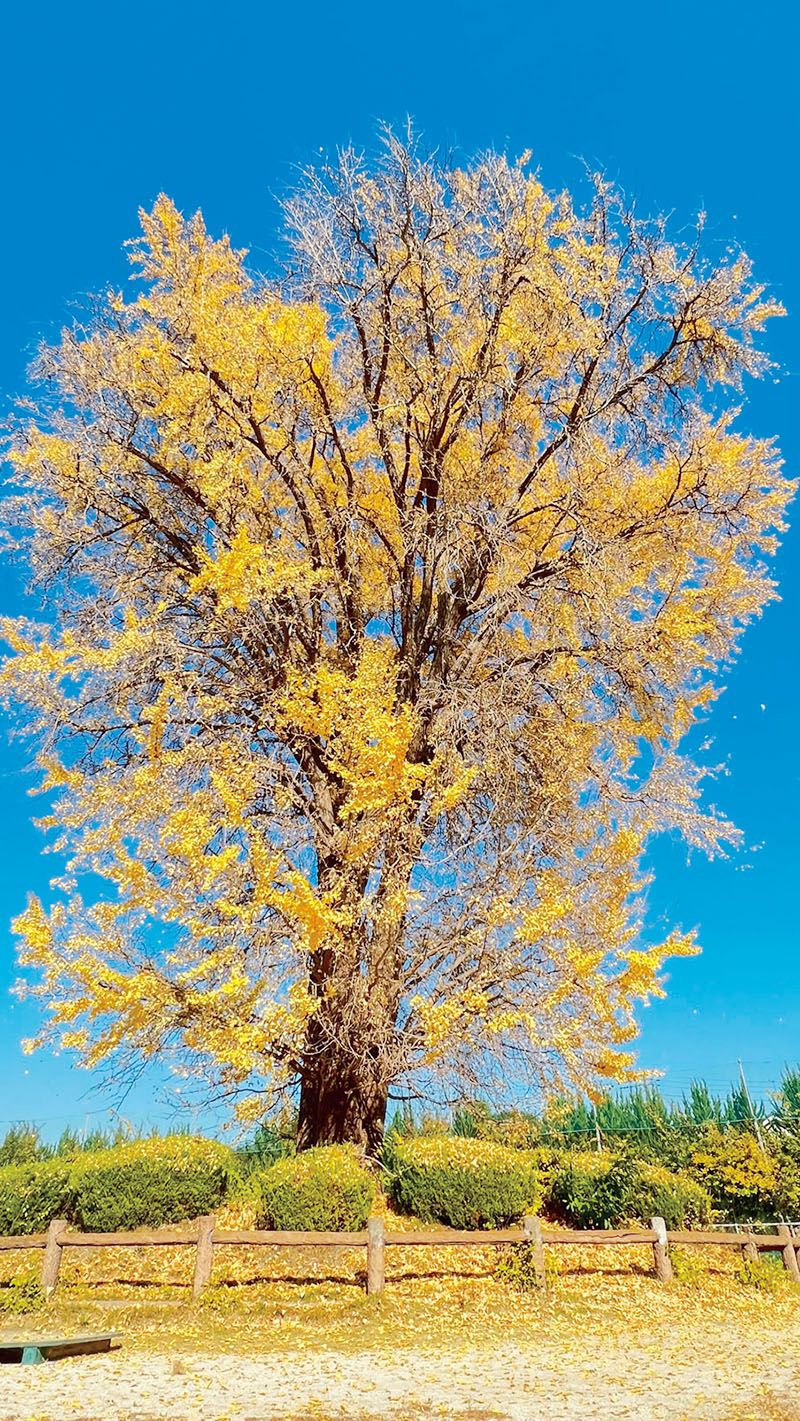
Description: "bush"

(237, 1115), (297, 1176)
(546, 1151), (711, 1230)
(669, 1246), (705, 1288)
(0, 1160), (72, 1235)
(494, 1241), (560, 1292)
(771, 1132), (800, 1218)
(689, 1126), (779, 1221)
(69, 1136), (234, 1231)
(640, 1162), (712, 1230)
(0, 1276), (44, 1315)
(389, 1135), (540, 1229)
(254, 1145), (375, 1231)
(738, 1254), (786, 1294)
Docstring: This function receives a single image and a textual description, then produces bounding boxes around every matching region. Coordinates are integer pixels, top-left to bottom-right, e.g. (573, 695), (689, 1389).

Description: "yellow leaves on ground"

(2, 1217), (798, 1373)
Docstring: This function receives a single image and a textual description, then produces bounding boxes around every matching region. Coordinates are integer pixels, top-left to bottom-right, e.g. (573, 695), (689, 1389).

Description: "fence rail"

(3, 1216), (800, 1299)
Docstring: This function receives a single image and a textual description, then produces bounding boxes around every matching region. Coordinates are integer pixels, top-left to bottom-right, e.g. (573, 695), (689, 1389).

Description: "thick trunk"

(296, 798), (413, 1154)
(296, 1050), (388, 1153)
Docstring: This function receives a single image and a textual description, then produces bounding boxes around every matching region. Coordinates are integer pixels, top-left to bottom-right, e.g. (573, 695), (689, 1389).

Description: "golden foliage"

(0, 136), (792, 1133)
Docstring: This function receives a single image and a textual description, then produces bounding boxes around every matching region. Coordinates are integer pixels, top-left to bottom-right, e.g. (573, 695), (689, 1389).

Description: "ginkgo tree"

(1, 135), (792, 1150)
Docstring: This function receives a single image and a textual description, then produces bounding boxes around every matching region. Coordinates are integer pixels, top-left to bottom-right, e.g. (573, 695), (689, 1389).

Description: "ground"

(3, 1214), (800, 1418)
(3, 1327), (800, 1420)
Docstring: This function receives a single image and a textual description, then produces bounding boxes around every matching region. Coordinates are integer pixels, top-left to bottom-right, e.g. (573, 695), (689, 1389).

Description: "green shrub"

(494, 1241), (560, 1292)
(0, 1160), (72, 1235)
(69, 1136), (233, 1231)
(641, 1162), (712, 1229)
(0, 1276), (44, 1315)
(689, 1126), (779, 1220)
(529, 1145), (563, 1190)
(389, 1136), (540, 1229)
(669, 1246), (705, 1288)
(237, 1115), (297, 1176)
(546, 1151), (711, 1230)
(254, 1145), (375, 1231)
(738, 1254), (786, 1293)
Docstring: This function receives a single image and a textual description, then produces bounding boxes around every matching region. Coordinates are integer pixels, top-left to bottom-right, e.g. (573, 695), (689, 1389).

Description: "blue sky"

(0, 0), (797, 1136)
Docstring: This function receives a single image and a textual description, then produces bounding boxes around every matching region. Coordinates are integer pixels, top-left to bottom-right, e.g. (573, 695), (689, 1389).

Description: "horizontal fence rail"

(3, 1216), (800, 1298)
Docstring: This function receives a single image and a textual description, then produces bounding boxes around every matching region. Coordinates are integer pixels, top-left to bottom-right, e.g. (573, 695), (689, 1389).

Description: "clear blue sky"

(0, 0), (797, 1136)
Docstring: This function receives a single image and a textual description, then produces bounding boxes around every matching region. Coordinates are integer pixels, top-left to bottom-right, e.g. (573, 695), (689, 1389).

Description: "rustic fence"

(3, 1216), (800, 1300)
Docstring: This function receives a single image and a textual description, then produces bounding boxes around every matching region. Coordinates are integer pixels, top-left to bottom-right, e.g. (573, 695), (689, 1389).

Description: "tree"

(1, 136), (792, 1150)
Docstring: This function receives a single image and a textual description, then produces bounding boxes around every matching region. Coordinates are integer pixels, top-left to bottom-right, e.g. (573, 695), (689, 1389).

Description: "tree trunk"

(296, 820), (410, 1154)
(296, 1048), (388, 1154)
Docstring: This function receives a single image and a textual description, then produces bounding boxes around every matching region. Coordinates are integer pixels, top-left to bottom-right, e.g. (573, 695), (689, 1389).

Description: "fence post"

(366, 1216), (385, 1295)
(651, 1216), (672, 1283)
(523, 1215), (547, 1289)
(778, 1225), (800, 1282)
(192, 1215), (216, 1301)
(742, 1231), (759, 1267)
(41, 1219), (66, 1298)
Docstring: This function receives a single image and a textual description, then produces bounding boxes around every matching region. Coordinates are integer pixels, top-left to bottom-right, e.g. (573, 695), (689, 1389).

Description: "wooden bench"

(0, 1332), (121, 1364)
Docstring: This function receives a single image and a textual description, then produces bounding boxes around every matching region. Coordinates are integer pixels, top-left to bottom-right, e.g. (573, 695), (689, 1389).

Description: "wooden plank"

(38, 1334), (120, 1361)
(192, 1215), (215, 1301)
(540, 1229), (657, 1246)
(60, 1229), (200, 1248)
(651, 1215), (673, 1283)
(0, 1235), (47, 1251)
(385, 1228), (655, 1247)
(667, 1231), (781, 1248)
(366, 1217), (385, 1295)
(383, 1229), (525, 1246)
(214, 1229), (368, 1247)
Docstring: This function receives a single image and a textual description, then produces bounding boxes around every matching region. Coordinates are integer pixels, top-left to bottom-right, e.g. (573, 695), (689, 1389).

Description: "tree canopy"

(1, 136), (792, 1147)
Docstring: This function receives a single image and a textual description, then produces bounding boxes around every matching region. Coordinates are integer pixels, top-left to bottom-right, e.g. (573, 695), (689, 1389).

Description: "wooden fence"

(2, 1216), (799, 1300)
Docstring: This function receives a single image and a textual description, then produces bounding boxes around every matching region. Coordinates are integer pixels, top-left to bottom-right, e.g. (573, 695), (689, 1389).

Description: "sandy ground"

(3, 1324), (800, 1421)
(4, 1229), (800, 1418)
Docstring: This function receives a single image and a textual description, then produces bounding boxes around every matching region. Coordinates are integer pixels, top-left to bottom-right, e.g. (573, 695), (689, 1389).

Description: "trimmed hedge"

(642, 1162), (712, 1229)
(389, 1136), (540, 1229)
(254, 1145), (375, 1231)
(69, 1136), (234, 1231)
(546, 1151), (712, 1230)
(0, 1160), (72, 1236)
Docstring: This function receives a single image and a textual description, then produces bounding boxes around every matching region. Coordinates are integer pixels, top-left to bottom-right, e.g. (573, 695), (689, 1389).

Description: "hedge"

(546, 1151), (712, 1230)
(253, 1145), (375, 1232)
(69, 1136), (234, 1231)
(689, 1126), (780, 1220)
(0, 1160), (72, 1236)
(389, 1135), (540, 1229)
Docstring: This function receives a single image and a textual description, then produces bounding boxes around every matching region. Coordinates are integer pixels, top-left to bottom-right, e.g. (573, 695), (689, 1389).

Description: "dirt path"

(3, 1324), (800, 1421)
